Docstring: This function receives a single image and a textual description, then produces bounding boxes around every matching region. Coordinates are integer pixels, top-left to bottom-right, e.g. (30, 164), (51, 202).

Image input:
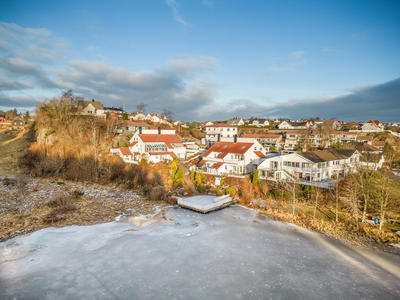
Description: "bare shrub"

(3, 177), (17, 186)
(14, 175), (30, 217)
(70, 190), (84, 199)
(42, 209), (67, 223)
(46, 195), (76, 212)
(148, 186), (165, 201)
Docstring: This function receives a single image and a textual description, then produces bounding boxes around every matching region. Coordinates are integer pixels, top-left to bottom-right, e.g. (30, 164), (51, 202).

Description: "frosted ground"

(1, 206), (400, 300)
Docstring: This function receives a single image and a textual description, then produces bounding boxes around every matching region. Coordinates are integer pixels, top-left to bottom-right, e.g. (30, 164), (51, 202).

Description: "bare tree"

(313, 186), (320, 219)
(136, 102), (148, 114)
(162, 109), (174, 121)
(374, 153), (398, 230)
(341, 172), (360, 228)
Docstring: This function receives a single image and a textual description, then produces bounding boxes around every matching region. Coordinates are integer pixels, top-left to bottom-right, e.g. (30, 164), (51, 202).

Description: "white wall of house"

(278, 121), (294, 129)
(205, 125), (238, 145)
(197, 138), (266, 176)
(128, 129), (186, 162)
(258, 152), (360, 183)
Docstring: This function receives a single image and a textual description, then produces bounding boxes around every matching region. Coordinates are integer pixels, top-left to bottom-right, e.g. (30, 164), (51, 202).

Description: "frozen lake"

(1, 206), (400, 299)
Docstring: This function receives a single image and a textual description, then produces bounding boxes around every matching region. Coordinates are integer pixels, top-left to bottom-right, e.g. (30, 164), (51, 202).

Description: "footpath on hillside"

(178, 162), (199, 195)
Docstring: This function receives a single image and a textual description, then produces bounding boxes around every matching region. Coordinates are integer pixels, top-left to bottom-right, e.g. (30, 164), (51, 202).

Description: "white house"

(257, 149), (361, 187)
(203, 123), (238, 146)
(322, 120), (342, 130)
(194, 136), (267, 176)
(174, 121), (188, 128)
(131, 112), (146, 121)
(242, 133), (282, 150)
(77, 100), (105, 117)
(227, 118), (245, 126)
(358, 120), (384, 132)
(356, 135), (373, 145)
(111, 128), (186, 163)
(278, 121), (310, 130)
(146, 114), (167, 123)
(248, 119), (270, 127)
(360, 153), (385, 170)
(200, 121), (213, 131)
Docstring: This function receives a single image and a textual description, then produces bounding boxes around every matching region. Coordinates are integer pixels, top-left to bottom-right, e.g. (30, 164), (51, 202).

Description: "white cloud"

(202, 0), (214, 5)
(0, 22), (70, 64)
(323, 47), (335, 52)
(289, 60), (307, 67)
(287, 50), (305, 60)
(351, 31), (369, 40)
(268, 67), (294, 72)
(165, 0), (190, 27)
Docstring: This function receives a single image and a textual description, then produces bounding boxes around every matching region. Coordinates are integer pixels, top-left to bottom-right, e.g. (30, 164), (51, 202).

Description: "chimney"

(139, 126), (142, 135)
(92, 99), (95, 102)
(234, 134), (237, 143)
(158, 127), (161, 135)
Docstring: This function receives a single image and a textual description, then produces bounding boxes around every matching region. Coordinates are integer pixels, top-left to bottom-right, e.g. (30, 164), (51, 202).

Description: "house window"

(227, 128), (230, 131)
(231, 155), (234, 159)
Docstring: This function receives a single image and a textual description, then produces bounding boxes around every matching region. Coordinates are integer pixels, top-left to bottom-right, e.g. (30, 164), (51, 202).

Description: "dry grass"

(0, 177), (167, 242)
(253, 200), (400, 253)
(0, 126), (35, 176)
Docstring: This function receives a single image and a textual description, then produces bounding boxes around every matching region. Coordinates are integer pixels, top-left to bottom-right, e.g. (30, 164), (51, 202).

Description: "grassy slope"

(0, 126), (35, 176)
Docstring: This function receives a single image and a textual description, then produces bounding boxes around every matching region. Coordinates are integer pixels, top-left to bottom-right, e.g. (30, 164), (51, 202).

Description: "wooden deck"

(177, 195), (234, 213)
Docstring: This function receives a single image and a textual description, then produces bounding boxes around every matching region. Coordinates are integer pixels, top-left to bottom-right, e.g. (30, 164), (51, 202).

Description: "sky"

(0, 0), (399, 122)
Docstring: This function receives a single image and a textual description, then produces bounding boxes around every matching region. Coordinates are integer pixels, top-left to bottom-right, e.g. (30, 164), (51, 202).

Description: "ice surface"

(1, 206), (400, 299)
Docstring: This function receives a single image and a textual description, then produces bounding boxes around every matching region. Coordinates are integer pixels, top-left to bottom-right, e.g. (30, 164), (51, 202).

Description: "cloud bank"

(0, 22), (399, 123)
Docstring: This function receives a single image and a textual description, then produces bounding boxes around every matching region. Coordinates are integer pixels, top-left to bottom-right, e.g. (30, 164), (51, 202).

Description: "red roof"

(119, 148), (132, 155)
(139, 134), (182, 149)
(368, 120), (381, 126)
(254, 151), (265, 158)
(372, 141), (386, 147)
(149, 114), (166, 119)
(148, 151), (177, 158)
(213, 162), (224, 169)
(129, 141), (138, 147)
(203, 142), (254, 158)
(322, 120), (341, 127)
(205, 123), (236, 128)
(356, 136), (373, 141)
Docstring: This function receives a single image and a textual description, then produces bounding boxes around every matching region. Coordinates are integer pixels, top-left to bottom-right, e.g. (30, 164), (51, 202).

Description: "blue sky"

(0, 0), (399, 122)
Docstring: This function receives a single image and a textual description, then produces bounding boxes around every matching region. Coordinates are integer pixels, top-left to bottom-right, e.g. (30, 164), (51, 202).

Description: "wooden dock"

(177, 195), (234, 213)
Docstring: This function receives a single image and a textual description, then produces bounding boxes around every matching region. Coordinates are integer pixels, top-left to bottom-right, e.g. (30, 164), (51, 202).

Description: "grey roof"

(359, 153), (383, 163)
(0, 114), (5, 118)
(289, 122), (308, 127)
(248, 118), (268, 125)
(227, 118), (242, 125)
(78, 100), (104, 110)
(297, 149), (357, 163)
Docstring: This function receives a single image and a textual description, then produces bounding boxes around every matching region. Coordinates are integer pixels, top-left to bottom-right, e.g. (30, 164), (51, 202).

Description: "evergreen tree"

(252, 170), (260, 186)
